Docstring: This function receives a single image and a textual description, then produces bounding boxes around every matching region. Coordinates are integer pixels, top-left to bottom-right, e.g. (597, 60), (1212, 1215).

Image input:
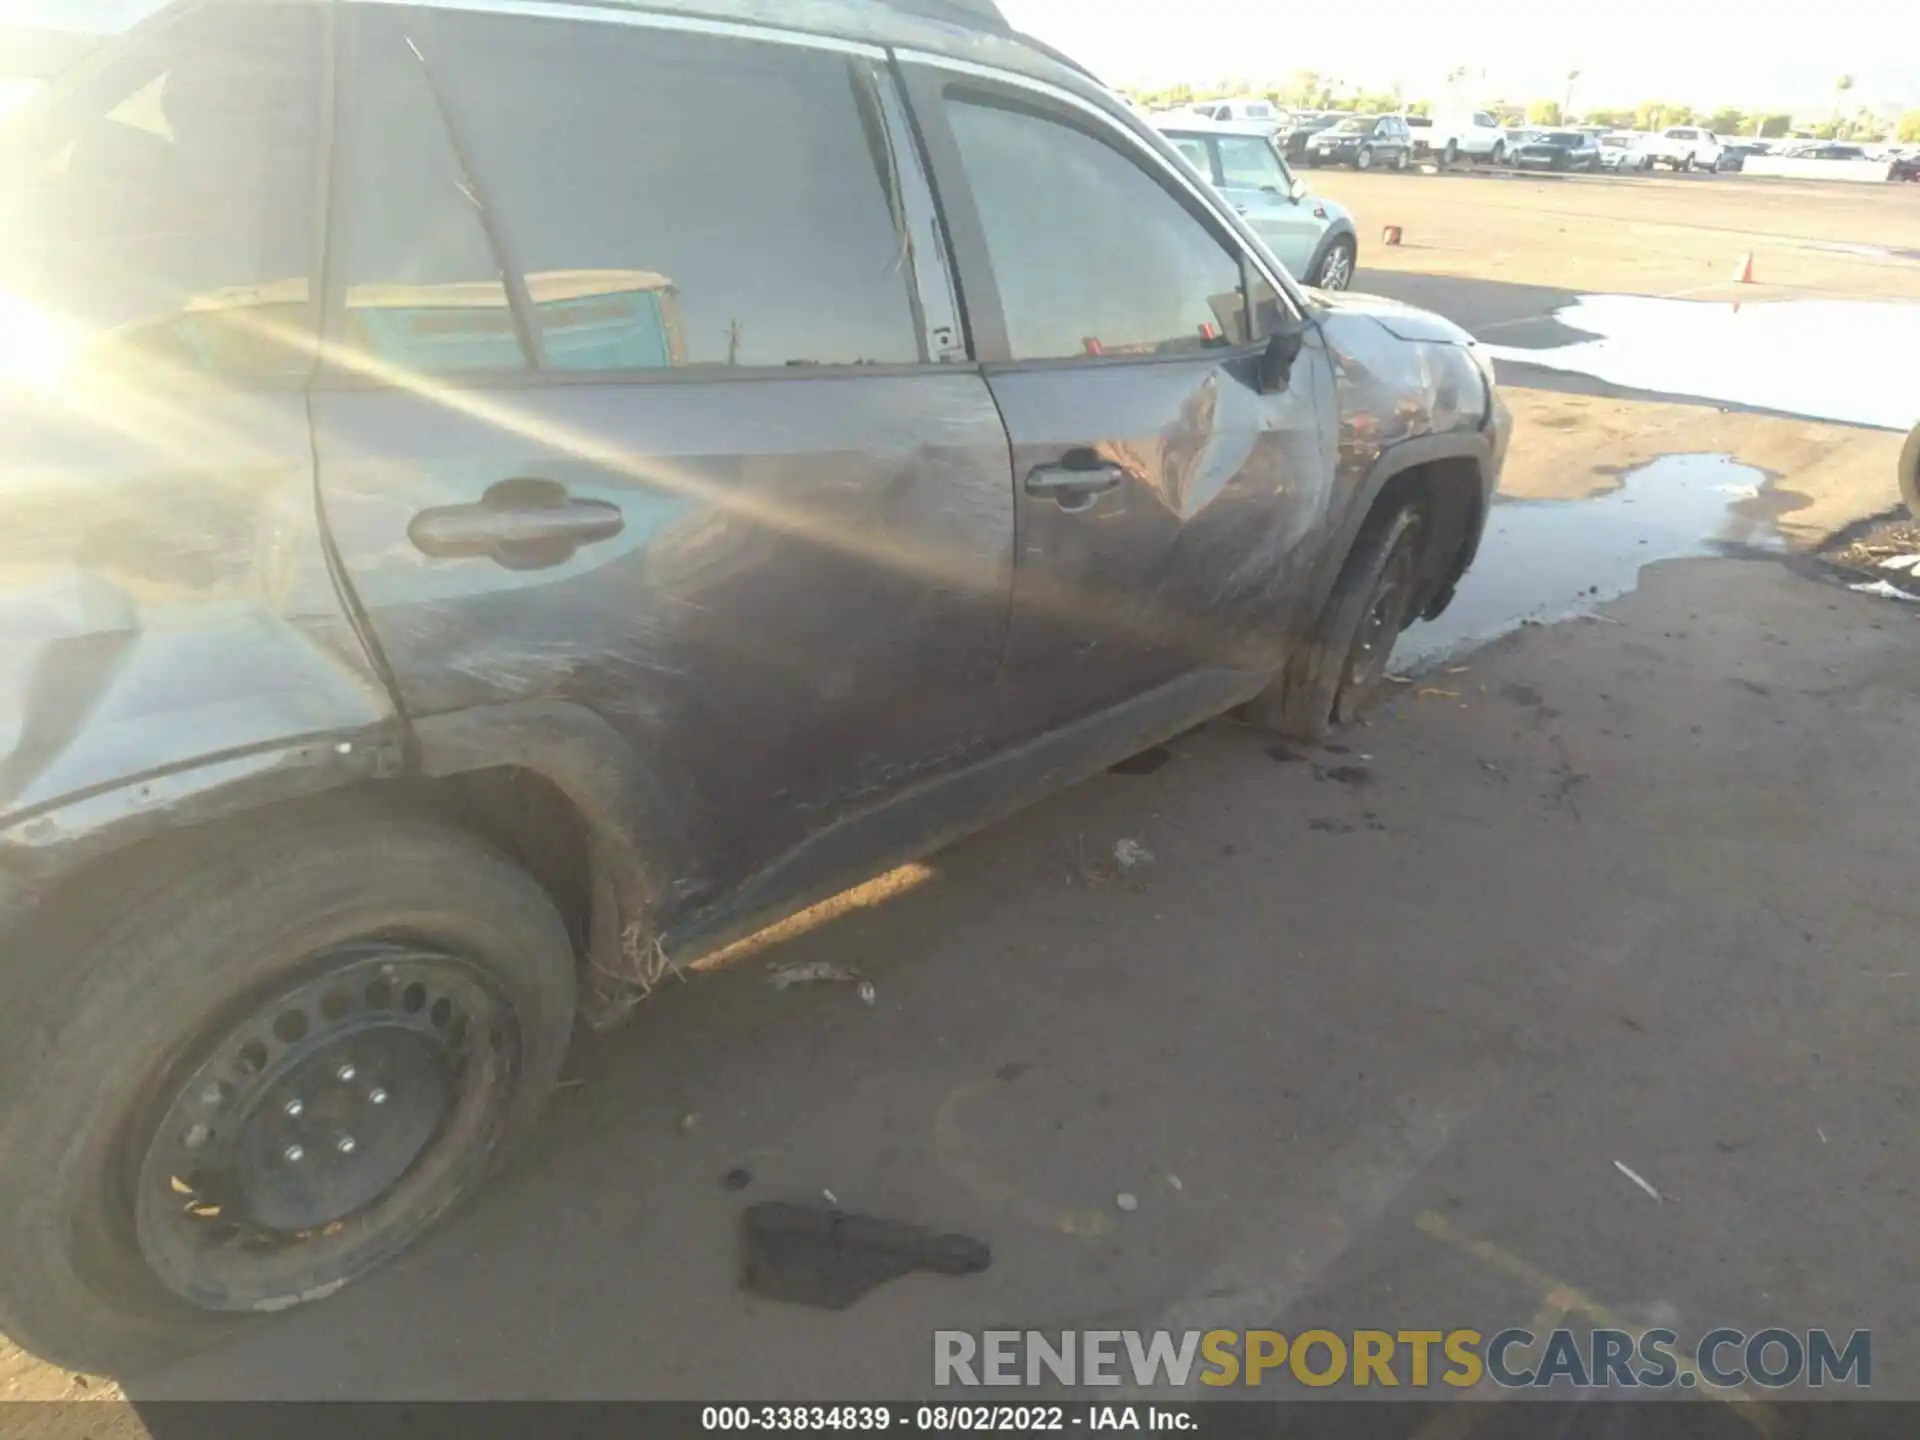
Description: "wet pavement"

(1401, 453), (1784, 667)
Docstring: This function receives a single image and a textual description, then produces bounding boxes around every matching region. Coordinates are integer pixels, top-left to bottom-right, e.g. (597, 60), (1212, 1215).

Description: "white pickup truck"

(1424, 106), (1510, 165)
(1641, 125), (1727, 172)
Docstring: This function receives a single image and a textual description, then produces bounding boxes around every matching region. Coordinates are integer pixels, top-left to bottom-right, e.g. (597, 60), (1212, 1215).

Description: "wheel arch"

(1302, 221), (1358, 286)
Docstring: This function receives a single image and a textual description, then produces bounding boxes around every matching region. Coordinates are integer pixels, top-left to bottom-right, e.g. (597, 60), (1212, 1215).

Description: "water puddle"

(1398, 453), (1782, 668)
(1483, 295), (1920, 432)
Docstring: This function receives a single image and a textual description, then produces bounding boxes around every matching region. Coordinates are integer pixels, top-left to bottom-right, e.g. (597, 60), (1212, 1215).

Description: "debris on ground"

(1848, 578), (1920, 602)
(1416, 687), (1461, 699)
(1166, 1174), (1183, 1191)
(679, 1112), (699, 1133)
(1613, 1159), (1663, 1203)
(722, 1167), (753, 1192)
(741, 1202), (991, 1309)
(1110, 746), (1174, 775)
(1266, 743), (1306, 763)
(1880, 554), (1920, 573)
(1112, 838), (1153, 871)
(856, 980), (877, 1006)
(767, 960), (865, 991)
(1116, 1192), (1138, 1212)
(822, 1189), (838, 1205)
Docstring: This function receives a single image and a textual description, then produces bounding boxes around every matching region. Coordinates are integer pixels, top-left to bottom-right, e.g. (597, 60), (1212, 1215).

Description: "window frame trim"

(895, 53), (1305, 374)
(313, 2), (950, 388)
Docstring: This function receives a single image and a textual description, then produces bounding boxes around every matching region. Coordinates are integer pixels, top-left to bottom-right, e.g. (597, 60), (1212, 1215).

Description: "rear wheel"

(1355, 144), (1374, 170)
(1394, 147), (1410, 171)
(0, 799), (578, 1368)
(1491, 140), (1507, 166)
(1246, 504), (1425, 744)
(1443, 139), (1459, 167)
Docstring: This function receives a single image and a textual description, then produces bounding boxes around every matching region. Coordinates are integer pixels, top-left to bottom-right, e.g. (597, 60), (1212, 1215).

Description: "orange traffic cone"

(1733, 252), (1755, 283)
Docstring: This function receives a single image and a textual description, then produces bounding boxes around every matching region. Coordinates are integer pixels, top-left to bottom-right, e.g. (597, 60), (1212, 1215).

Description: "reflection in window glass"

(334, 14), (524, 374)
(0, 7), (319, 380)
(428, 14), (919, 370)
(1168, 135), (1211, 175)
(946, 99), (1247, 360)
(1215, 135), (1284, 190)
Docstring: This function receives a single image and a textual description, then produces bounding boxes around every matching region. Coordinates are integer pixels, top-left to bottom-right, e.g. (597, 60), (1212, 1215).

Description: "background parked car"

(1512, 129), (1603, 171)
(1716, 140), (1771, 171)
(1274, 110), (1340, 160)
(1188, 98), (1281, 127)
(1157, 115), (1361, 288)
(1643, 125), (1726, 171)
(1405, 113), (1433, 155)
(1598, 131), (1655, 170)
(1426, 105), (1510, 166)
(1304, 113), (1415, 171)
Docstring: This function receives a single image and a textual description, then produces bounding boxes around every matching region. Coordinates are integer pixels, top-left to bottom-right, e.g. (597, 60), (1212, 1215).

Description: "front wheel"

(1680, 153), (1694, 171)
(1355, 144), (1374, 170)
(0, 800), (579, 1368)
(1491, 141), (1507, 166)
(1246, 504), (1425, 744)
(1443, 139), (1460, 167)
(1394, 147), (1410, 171)
(1311, 235), (1357, 290)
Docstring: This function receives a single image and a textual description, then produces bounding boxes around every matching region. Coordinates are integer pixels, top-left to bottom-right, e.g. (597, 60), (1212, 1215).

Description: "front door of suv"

(901, 64), (1338, 729)
(311, 7), (1016, 915)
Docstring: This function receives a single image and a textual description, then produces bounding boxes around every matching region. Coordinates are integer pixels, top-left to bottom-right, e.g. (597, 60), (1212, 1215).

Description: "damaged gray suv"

(0, 0), (1509, 1362)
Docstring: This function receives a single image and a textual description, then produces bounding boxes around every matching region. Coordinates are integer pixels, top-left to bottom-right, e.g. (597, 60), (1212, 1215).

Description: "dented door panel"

(989, 334), (1336, 718)
(312, 374), (1015, 915)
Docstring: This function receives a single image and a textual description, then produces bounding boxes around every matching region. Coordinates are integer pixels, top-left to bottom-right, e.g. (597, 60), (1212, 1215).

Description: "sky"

(998, 0), (1916, 118)
(0, 0), (1910, 118)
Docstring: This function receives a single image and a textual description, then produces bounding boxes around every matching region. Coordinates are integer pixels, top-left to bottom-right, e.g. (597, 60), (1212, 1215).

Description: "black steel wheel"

(0, 798), (577, 1369)
(132, 944), (516, 1312)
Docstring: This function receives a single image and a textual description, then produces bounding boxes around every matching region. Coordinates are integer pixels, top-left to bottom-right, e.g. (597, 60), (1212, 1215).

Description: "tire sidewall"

(0, 806), (577, 1366)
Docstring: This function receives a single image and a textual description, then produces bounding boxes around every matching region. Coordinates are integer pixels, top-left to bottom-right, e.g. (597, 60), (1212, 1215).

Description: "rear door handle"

(408, 478), (624, 570)
(1025, 457), (1126, 514)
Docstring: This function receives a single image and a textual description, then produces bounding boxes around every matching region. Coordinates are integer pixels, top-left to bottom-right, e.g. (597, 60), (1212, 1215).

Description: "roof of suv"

(1153, 115), (1286, 138)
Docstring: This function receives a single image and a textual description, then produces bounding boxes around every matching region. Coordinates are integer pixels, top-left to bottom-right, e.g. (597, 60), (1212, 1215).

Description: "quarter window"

(0, 2), (321, 380)
(945, 98), (1250, 360)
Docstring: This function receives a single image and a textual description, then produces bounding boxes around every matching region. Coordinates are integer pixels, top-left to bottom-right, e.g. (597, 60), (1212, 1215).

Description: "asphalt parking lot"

(6, 171), (1919, 1424)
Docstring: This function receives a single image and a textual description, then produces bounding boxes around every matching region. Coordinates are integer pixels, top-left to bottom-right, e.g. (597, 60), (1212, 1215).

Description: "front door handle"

(408, 478), (624, 570)
(1025, 457), (1126, 514)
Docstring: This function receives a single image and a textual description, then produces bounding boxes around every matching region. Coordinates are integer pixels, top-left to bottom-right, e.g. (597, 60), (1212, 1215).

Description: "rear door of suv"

(310, 5), (1017, 913)
(898, 59), (1338, 729)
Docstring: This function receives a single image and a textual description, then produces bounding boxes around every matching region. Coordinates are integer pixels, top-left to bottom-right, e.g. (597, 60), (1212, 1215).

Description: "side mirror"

(1257, 320), (1309, 395)
(1288, 175), (1308, 202)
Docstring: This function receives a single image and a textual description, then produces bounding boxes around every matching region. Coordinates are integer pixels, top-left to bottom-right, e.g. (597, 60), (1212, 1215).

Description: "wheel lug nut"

(368, 1088), (388, 1106)
(284, 1098), (304, 1118)
(336, 1063), (357, 1082)
(284, 1144), (305, 1163)
(337, 1135), (357, 1155)
(201, 1084), (224, 1106)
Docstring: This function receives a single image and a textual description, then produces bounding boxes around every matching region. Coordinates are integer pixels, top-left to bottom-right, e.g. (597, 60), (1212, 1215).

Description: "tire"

(1394, 147), (1410, 171)
(0, 797), (578, 1369)
(1443, 139), (1459, 167)
(1491, 141), (1507, 166)
(1681, 153), (1693, 172)
(1310, 235), (1357, 290)
(1246, 504), (1425, 744)
(1355, 145), (1374, 170)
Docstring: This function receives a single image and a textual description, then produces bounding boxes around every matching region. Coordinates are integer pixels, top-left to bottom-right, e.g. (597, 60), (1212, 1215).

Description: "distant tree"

(1527, 99), (1563, 126)
(1758, 113), (1792, 137)
(1582, 108), (1634, 129)
(1900, 110), (1920, 142)
(1408, 98), (1432, 117)
(1706, 108), (1744, 135)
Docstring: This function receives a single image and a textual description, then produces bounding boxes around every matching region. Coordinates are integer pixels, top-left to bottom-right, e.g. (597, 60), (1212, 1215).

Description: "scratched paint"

(1399, 453), (1780, 668)
(1485, 296), (1920, 433)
